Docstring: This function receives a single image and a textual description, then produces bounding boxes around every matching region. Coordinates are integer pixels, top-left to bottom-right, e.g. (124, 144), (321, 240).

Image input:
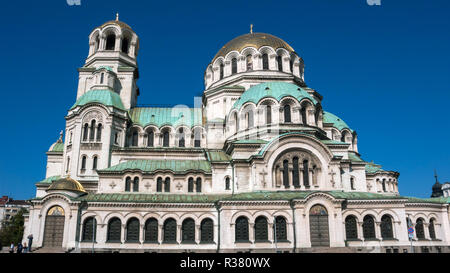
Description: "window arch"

(83, 124), (89, 141)
(382, 179), (386, 192)
(163, 130), (170, 147)
(235, 216), (249, 242)
(265, 104), (272, 124)
(126, 218), (140, 243)
(246, 109), (254, 129)
(121, 37), (130, 54)
(345, 215), (358, 240)
(96, 124), (102, 142)
(429, 218), (436, 239)
(163, 218), (177, 243)
(194, 128), (201, 147)
(303, 160), (310, 187)
(196, 178), (202, 193)
(282, 160), (289, 188)
(225, 177), (231, 190)
(92, 156), (98, 170)
(262, 53), (269, 70)
(182, 218), (195, 243)
(219, 63), (224, 80)
(231, 58), (237, 74)
(380, 215), (394, 239)
(164, 177), (171, 192)
(81, 156), (87, 170)
(125, 177), (131, 192)
(300, 106), (307, 125)
(107, 217), (121, 242)
(362, 215), (376, 239)
(144, 218), (158, 243)
(147, 130), (154, 147)
(292, 157), (300, 188)
(89, 120), (96, 141)
(415, 218), (425, 239)
(131, 130), (138, 147)
(246, 54), (253, 71)
(284, 104), (291, 123)
(350, 177), (355, 190)
(82, 217), (97, 242)
(100, 73), (105, 84)
(234, 112), (239, 132)
(188, 177), (194, 193)
(178, 128), (185, 147)
(254, 216), (268, 242)
(156, 177), (163, 192)
(277, 55), (283, 71)
(133, 177), (139, 192)
(275, 216), (287, 241)
(105, 34), (116, 50)
(200, 218), (214, 243)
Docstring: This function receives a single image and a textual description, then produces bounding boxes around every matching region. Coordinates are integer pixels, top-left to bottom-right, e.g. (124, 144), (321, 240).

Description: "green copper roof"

(232, 139), (269, 144)
(129, 107), (203, 128)
(405, 196), (450, 204)
(37, 175), (61, 184)
(365, 162), (383, 174)
(232, 82), (318, 110)
(347, 152), (364, 162)
(71, 89), (125, 110)
(96, 66), (114, 72)
(98, 159), (212, 174)
(320, 139), (348, 146)
(51, 142), (64, 152)
(205, 150), (232, 162)
(323, 111), (353, 132)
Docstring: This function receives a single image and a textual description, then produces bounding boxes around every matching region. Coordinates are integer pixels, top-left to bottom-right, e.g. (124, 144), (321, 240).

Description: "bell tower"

(76, 14), (140, 109)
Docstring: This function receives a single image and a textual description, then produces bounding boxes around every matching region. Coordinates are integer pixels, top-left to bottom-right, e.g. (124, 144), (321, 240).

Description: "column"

(268, 222), (274, 243)
(139, 224), (144, 244)
(423, 223), (430, 240)
(177, 224), (182, 244)
(158, 224), (163, 244)
(375, 222), (381, 240)
(195, 224), (200, 244)
(357, 222), (364, 240)
(121, 224), (126, 244)
(249, 223), (255, 243)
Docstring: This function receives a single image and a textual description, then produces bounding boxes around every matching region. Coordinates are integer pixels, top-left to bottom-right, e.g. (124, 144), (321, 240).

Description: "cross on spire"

(434, 170), (439, 183)
(116, 13), (119, 21)
(250, 24), (253, 34)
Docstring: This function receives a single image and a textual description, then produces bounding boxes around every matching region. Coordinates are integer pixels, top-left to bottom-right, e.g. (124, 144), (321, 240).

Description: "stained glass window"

(310, 205), (328, 216)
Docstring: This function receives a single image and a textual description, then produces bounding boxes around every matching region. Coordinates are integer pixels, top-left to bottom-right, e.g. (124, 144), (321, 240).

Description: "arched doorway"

(43, 206), (65, 247)
(309, 204), (330, 247)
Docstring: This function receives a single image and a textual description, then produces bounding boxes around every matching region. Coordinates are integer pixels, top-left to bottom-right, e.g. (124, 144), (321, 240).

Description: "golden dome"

(100, 20), (133, 31)
(213, 32), (295, 62)
(47, 177), (87, 194)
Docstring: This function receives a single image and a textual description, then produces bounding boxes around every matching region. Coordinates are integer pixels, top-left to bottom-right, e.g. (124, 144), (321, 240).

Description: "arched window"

(163, 131), (170, 147)
(289, 59), (293, 72)
(254, 216), (268, 242)
(100, 73), (104, 84)
(350, 178), (355, 190)
(107, 218), (121, 242)
(235, 216), (249, 242)
(415, 218), (425, 239)
(303, 160), (310, 187)
(429, 218), (436, 239)
(188, 178), (194, 193)
(382, 179), (386, 192)
(144, 218), (158, 243)
(277, 55), (283, 71)
(292, 157), (300, 188)
(234, 112), (239, 132)
(363, 215), (376, 239)
(219, 63), (224, 80)
(247, 110), (254, 129)
(274, 216), (287, 241)
(83, 124), (89, 141)
(381, 215), (394, 239)
(147, 130), (154, 147)
(89, 120), (96, 141)
(262, 53), (269, 70)
(225, 177), (230, 190)
(178, 128), (185, 147)
(126, 218), (140, 243)
(92, 156), (98, 170)
(96, 124), (102, 142)
(121, 37), (130, 54)
(266, 105), (272, 124)
(164, 177), (170, 192)
(133, 177), (139, 192)
(156, 177), (163, 192)
(301, 106), (307, 125)
(345, 215), (358, 240)
(81, 156), (87, 170)
(196, 178), (202, 193)
(82, 217), (97, 242)
(246, 54), (253, 71)
(182, 218), (195, 243)
(163, 218), (177, 243)
(125, 177), (131, 192)
(132, 130), (138, 147)
(194, 128), (201, 147)
(105, 34), (116, 50)
(231, 58), (237, 74)
(284, 104), (291, 122)
(283, 160), (290, 188)
(200, 218), (214, 243)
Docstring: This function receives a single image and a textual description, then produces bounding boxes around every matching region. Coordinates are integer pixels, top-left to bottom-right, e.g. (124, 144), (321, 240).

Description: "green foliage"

(0, 209), (26, 246)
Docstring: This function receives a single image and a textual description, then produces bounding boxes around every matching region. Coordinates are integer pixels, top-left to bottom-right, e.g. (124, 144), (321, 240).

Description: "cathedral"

(23, 16), (450, 253)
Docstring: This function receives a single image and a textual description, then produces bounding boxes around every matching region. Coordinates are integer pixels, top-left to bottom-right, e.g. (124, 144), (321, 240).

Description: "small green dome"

(71, 89), (125, 110)
(323, 111), (353, 132)
(232, 82), (317, 110)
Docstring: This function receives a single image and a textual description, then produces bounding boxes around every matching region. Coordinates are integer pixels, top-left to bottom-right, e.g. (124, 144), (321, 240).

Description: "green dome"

(323, 111), (353, 132)
(232, 82), (317, 110)
(71, 89), (125, 110)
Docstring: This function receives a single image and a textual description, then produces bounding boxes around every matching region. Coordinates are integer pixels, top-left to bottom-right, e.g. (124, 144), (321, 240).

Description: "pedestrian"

(23, 243), (28, 253)
(27, 234), (33, 252)
(17, 242), (23, 253)
(9, 242), (14, 254)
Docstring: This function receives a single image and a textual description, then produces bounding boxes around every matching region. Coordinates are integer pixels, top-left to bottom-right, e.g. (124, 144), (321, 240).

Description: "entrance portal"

(309, 204), (330, 247)
(43, 206), (65, 247)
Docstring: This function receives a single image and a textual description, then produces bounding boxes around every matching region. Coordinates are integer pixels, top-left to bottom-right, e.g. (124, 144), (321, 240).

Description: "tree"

(0, 208), (26, 247)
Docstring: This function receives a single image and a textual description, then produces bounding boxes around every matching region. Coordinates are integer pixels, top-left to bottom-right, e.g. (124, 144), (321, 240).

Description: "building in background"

(0, 196), (30, 229)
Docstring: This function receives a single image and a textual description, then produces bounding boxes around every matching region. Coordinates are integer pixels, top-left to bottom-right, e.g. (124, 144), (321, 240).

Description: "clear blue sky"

(0, 0), (449, 200)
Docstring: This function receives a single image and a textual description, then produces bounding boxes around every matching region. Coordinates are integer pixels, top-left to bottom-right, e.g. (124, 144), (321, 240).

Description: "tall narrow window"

(66, 157), (70, 173)
(301, 107), (307, 125)
(178, 128), (185, 147)
(231, 58), (237, 74)
(262, 53), (269, 70)
(235, 112), (239, 132)
(82, 217), (97, 242)
(266, 105), (272, 124)
(81, 156), (87, 170)
(163, 131), (170, 147)
(96, 124), (102, 142)
(100, 73), (104, 84)
(194, 128), (201, 147)
(200, 218), (214, 243)
(156, 177), (163, 192)
(345, 215), (358, 240)
(235, 216), (249, 242)
(303, 160), (310, 187)
(105, 34), (116, 50)
(126, 218), (140, 243)
(182, 218), (195, 243)
(225, 177), (230, 190)
(246, 54), (253, 71)
(283, 160), (290, 188)
(415, 218), (425, 239)
(292, 157), (300, 188)
(121, 38), (129, 54)
(247, 110), (254, 129)
(196, 178), (202, 193)
(254, 216), (268, 242)
(275, 216), (287, 241)
(92, 156), (98, 170)
(363, 215), (376, 239)
(382, 179), (386, 192)
(147, 130), (154, 147)
(144, 218), (158, 243)
(289, 59), (293, 72)
(380, 215), (394, 239)
(284, 104), (291, 123)
(188, 178), (194, 193)
(277, 55), (283, 71)
(219, 63), (224, 80)
(132, 131), (138, 147)
(133, 177), (139, 192)
(90, 120), (96, 141)
(125, 177), (131, 192)
(107, 218), (121, 242)
(163, 218), (177, 243)
(350, 178), (355, 190)
(429, 219), (436, 239)
(164, 177), (170, 192)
